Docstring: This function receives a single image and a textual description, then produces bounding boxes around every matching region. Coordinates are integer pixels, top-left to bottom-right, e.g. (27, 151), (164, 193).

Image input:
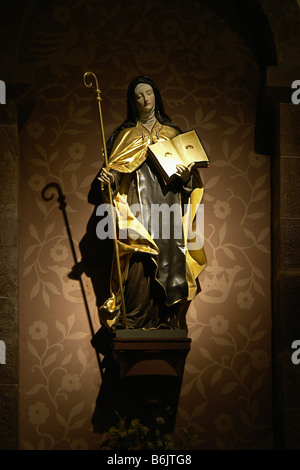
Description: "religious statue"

(70, 75), (206, 335)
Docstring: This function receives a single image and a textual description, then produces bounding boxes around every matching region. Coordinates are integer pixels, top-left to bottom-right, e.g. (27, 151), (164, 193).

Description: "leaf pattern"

(19, 0), (272, 450)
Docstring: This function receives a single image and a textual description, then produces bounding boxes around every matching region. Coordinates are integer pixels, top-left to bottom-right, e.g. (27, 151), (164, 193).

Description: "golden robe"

(95, 120), (206, 329)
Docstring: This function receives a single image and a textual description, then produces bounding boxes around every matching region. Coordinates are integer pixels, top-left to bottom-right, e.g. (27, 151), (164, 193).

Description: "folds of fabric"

(97, 122), (206, 327)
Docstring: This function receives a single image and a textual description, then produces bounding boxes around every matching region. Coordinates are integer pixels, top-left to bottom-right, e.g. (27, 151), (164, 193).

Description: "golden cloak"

(98, 121), (206, 328)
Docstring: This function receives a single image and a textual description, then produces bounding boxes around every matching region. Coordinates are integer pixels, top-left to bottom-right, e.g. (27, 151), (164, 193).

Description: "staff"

(83, 72), (127, 329)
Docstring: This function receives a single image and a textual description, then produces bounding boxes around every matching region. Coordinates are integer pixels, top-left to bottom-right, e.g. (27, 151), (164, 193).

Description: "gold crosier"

(83, 71), (128, 329)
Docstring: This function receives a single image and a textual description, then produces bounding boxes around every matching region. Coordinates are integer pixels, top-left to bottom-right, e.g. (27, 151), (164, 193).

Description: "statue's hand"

(176, 163), (194, 184)
(98, 167), (114, 185)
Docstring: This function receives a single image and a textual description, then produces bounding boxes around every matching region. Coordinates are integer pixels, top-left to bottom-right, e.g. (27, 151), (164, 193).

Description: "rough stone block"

(280, 104), (300, 156)
(0, 247), (18, 297)
(0, 385), (18, 449)
(280, 156), (300, 217)
(280, 218), (300, 270)
(280, 410), (300, 450)
(0, 297), (18, 383)
(0, 126), (19, 205)
(275, 352), (300, 410)
(0, 102), (17, 125)
(277, 272), (300, 350)
(0, 205), (18, 247)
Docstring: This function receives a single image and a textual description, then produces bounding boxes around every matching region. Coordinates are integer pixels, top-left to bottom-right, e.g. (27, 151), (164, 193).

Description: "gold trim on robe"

(107, 121), (179, 173)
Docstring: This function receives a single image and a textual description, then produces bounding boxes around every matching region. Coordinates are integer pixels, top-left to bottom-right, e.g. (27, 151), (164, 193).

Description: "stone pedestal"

(92, 330), (191, 434)
(113, 329), (190, 379)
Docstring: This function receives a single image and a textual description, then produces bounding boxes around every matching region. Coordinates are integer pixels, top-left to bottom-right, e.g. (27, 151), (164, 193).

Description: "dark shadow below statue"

(91, 327), (191, 435)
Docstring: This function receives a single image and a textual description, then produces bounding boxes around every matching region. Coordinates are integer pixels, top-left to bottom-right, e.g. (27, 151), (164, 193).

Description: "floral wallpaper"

(19, 0), (272, 450)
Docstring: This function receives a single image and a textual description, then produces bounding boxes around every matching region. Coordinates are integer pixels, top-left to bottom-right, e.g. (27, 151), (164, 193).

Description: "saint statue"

(71, 75), (206, 334)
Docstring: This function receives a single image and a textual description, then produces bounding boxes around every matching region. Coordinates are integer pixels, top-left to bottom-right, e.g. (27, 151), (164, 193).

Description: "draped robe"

(79, 120), (206, 329)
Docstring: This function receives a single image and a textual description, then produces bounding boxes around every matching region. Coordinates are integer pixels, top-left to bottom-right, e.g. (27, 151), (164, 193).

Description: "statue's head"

(134, 82), (155, 115)
(126, 75), (167, 124)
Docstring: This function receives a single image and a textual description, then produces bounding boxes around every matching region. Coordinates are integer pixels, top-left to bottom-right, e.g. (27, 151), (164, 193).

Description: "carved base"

(92, 330), (191, 434)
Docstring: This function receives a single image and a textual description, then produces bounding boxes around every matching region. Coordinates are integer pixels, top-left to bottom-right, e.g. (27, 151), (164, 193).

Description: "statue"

(70, 75), (206, 336)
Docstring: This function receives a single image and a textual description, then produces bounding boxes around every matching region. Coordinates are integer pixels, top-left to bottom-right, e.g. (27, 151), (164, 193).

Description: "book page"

(149, 140), (182, 178)
(172, 131), (209, 166)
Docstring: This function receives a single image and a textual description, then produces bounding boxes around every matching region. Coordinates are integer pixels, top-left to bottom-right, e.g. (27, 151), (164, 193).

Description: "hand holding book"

(175, 162), (195, 184)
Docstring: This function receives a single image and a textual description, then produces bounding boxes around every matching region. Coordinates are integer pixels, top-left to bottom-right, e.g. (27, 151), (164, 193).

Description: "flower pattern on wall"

(19, 0), (272, 450)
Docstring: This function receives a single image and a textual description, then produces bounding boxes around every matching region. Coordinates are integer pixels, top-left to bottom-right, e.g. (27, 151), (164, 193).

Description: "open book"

(148, 130), (209, 183)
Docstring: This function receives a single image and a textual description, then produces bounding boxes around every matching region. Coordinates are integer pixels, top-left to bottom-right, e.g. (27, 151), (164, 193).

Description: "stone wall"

(0, 2), (34, 447)
(0, 102), (19, 449)
(266, 74), (300, 448)
(258, 0), (300, 450)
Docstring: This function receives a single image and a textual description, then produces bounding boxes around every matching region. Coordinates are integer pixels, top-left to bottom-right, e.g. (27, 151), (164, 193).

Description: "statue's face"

(134, 84), (155, 113)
